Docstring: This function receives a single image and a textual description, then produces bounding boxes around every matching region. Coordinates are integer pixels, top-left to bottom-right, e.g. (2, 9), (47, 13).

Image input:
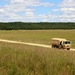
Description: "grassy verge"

(0, 42), (75, 75)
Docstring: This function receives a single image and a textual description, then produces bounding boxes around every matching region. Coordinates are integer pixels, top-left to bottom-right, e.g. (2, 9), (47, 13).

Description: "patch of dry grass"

(0, 42), (75, 75)
(0, 30), (75, 48)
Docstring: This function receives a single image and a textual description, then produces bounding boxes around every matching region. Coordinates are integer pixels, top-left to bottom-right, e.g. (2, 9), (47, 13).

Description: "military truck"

(52, 38), (71, 50)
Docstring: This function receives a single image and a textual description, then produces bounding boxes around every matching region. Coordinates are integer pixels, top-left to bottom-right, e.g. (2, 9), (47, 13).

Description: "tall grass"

(0, 30), (75, 48)
(0, 42), (75, 75)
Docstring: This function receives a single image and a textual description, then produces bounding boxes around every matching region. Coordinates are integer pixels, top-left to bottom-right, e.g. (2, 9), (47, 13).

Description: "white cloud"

(10, 0), (54, 7)
(60, 7), (75, 15)
(52, 9), (59, 12)
(61, 7), (75, 11)
(0, 0), (75, 22)
(11, 0), (25, 3)
(4, 4), (35, 13)
(59, 0), (75, 7)
(50, 0), (75, 22)
(0, 8), (5, 12)
(38, 13), (57, 22)
(59, 0), (75, 22)
(0, 0), (54, 22)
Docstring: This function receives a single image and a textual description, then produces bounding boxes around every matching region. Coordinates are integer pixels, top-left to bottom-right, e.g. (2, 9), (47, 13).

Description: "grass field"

(0, 30), (75, 75)
(0, 30), (75, 48)
(0, 42), (75, 75)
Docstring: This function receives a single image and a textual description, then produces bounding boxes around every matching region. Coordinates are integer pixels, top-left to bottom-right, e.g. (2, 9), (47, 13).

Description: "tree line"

(0, 22), (75, 30)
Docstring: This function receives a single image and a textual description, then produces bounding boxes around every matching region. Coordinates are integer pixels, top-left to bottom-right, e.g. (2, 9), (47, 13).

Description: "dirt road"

(0, 39), (51, 48)
(0, 39), (75, 51)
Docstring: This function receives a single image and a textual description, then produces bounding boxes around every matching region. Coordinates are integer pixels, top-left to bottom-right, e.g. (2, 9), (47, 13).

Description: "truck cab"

(62, 41), (71, 50)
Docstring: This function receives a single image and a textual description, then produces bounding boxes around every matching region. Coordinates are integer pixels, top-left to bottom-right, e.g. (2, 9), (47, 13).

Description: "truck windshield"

(64, 41), (70, 44)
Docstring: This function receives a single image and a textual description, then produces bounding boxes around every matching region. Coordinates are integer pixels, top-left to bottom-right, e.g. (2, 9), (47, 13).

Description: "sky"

(0, 0), (75, 22)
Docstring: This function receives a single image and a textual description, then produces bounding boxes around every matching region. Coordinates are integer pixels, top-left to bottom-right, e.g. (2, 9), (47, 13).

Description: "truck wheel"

(52, 45), (54, 48)
(58, 45), (61, 49)
(67, 48), (70, 50)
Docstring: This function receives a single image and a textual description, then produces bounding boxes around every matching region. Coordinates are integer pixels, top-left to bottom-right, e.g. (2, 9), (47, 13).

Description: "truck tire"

(52, 44), (55, 48)
(67, 48), (70, 50)
(58, 45), (61, 49)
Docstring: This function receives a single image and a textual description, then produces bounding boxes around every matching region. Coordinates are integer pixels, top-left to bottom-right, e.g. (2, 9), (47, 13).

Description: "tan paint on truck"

(52, 38), (71, 50)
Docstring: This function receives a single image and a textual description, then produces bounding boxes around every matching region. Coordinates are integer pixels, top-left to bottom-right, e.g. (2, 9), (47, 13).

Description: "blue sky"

(0, 0), (75, 22)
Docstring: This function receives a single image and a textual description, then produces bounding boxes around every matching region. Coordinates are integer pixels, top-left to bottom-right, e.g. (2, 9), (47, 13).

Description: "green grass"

(0, 30), (75, 75)
(0, 42), (75, 75)
(0, 30), (75, 48)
